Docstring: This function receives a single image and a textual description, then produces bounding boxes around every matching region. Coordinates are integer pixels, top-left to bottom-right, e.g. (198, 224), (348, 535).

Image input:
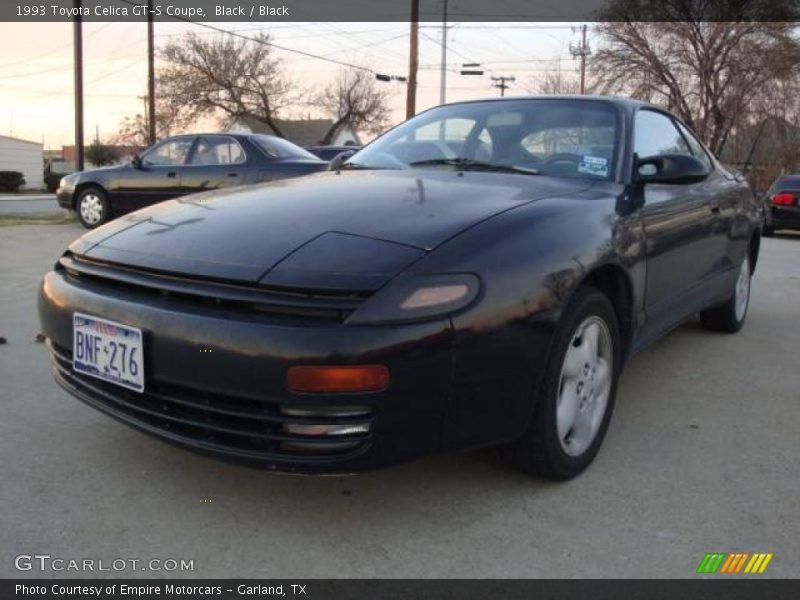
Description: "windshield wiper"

(408, 158), (540, 175)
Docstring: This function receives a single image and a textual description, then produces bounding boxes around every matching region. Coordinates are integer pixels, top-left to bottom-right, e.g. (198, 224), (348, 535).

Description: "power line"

(114, 0), (401, 78)
(0, 22), (114, 70)
(420, 30), (497, 77)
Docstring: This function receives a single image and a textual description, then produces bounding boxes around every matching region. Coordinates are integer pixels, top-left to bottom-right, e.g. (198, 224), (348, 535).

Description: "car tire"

(510, 286), (620, 480)
(76, 186), (110, 229)
(700, 253), (751, 333)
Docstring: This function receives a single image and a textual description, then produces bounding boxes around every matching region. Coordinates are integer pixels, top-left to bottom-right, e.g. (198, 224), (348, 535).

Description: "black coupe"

(56, 133), (327, 228)
(39, 97), (760, 479)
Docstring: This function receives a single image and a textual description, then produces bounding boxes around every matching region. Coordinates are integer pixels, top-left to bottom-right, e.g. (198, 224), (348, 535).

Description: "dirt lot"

(1, 222), (798, 578)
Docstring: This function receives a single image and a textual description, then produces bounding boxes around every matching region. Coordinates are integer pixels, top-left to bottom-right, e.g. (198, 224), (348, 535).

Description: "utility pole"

(570, 24), (591, 95)
(406, 0), (419, 119)
(439, 0), (448, 106)
(491, 75), (516, 97)
(73, 0), (84, 172)
(147, 0), (156, 144)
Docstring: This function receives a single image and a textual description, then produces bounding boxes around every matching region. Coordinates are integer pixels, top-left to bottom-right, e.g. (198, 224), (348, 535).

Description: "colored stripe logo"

(697, 552), (773, 574)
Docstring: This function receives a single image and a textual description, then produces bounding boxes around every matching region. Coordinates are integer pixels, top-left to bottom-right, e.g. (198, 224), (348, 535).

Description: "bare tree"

(531, 70), (583, 95)
(314, 68), (391, 144)
(113, 97), (188, 150)
(158, 32), (293, 138)
(591, 0), (800, 155)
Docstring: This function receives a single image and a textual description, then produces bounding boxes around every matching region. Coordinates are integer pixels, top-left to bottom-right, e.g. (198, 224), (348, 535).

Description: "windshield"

(350, 99), (620, 180)
(251, 134), (319, 160)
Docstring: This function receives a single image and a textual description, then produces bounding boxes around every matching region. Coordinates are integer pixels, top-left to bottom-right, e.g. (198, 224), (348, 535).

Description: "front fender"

(405, 184), (644, 450)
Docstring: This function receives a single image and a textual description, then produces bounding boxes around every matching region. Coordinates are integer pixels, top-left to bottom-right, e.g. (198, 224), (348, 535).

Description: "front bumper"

(56, 186), (74, 209)
(38, 268), (454, 473)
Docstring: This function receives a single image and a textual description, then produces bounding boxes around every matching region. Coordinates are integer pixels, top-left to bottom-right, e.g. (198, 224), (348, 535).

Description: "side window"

(190, 136), (246, 166)
(633, 111), (691, 158)
(142, 138), (194, 166)
(675, 121), (712, 171)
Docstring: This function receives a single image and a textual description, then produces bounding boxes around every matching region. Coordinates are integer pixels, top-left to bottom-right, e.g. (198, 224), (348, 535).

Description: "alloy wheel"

(556, 316), (614, 457)
(734, 255), (751, 322)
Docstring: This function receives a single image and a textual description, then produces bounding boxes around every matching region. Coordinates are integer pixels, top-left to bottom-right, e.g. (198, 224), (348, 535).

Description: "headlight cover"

(346, 273), (480, 325)
(60, 174), (78, 188)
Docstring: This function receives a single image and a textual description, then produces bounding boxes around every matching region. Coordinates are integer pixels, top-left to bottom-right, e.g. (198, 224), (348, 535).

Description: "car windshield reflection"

(350, 99), (620, 180)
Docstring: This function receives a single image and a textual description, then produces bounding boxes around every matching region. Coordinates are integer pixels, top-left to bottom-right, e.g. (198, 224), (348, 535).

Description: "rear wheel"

(511, 287), (620, 479)
(700, 254), (751, 333)
(76, 187), (110, 229)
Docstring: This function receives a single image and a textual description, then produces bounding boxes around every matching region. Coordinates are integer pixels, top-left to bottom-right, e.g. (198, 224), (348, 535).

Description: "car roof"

(440, 94), (658, 112)
(162, 132), (281, 140)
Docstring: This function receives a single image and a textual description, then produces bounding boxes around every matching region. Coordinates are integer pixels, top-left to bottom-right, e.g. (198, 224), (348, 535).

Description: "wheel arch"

(578, 263), (635, 364)
(749, 228), (761, 275)
(72, 182), (107, 209)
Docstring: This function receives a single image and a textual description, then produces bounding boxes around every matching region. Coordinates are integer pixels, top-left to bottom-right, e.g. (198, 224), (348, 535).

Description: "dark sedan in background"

(57, 133), (328, 228)
(762, 174), (800, 236)
(39, 96), (760, 479)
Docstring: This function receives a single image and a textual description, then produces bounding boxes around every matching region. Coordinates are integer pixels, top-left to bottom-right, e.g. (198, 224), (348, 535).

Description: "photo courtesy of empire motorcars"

(0, 0), (798, 598)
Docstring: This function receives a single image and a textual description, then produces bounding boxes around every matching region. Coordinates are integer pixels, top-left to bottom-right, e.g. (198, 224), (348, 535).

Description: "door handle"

(167, 172), (177, 178)
(709, 200), (720, 214)
(227, 173), (239, 177)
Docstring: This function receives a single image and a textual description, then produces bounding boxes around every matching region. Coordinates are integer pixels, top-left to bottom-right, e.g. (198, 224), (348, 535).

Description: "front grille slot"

(58, 254), (369, 323)
(49, 342), (373, 460)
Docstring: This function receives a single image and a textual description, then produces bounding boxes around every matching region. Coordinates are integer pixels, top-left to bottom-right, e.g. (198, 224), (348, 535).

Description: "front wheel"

(76, 187), (110, 229)
(700, 254), (751, 333)
(510, 287), (620, 480)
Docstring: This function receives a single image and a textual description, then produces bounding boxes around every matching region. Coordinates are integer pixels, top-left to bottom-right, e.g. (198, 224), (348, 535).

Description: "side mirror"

(131, 154), (143, 169)
(635, 153), (708, 184)
(328, 150), (356, 171)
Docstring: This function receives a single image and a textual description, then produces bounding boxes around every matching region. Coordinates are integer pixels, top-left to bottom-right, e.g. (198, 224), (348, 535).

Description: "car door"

(674, 119), (742, 280)
(180, 135), (250, 193)
(116, 137), (195, 211)
(634, 109), (718, 340)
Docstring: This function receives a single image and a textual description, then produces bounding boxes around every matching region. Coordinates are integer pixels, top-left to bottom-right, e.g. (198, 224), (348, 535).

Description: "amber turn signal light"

(287, 365), (390, 393)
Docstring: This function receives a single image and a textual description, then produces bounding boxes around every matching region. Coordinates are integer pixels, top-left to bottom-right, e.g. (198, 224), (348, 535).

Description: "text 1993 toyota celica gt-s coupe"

(38, 96), (760, 479)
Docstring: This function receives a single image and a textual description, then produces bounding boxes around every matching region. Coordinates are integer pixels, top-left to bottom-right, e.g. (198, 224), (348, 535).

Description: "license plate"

(73, 313), (144, 393)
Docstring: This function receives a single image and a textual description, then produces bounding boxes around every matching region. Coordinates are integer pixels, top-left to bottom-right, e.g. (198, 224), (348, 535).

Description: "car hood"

(70, 170), (592, 289)
(74, 164), (125, 178)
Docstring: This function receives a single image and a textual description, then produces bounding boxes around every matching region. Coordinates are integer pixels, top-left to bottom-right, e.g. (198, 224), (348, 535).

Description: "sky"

(0, 20), (590, 149)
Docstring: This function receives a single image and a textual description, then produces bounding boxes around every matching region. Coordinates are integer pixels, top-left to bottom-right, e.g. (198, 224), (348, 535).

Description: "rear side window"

(771, 175), (800, 192)
(633, 110), (692, 158)
(191, 136), (246, 165)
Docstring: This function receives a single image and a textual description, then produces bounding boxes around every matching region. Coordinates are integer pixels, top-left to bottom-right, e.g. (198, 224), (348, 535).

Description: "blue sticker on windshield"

(578, 155), (609, 177)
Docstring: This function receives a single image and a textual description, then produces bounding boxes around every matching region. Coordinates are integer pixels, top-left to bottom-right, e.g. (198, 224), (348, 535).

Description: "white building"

(0, 134), (43, 190)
